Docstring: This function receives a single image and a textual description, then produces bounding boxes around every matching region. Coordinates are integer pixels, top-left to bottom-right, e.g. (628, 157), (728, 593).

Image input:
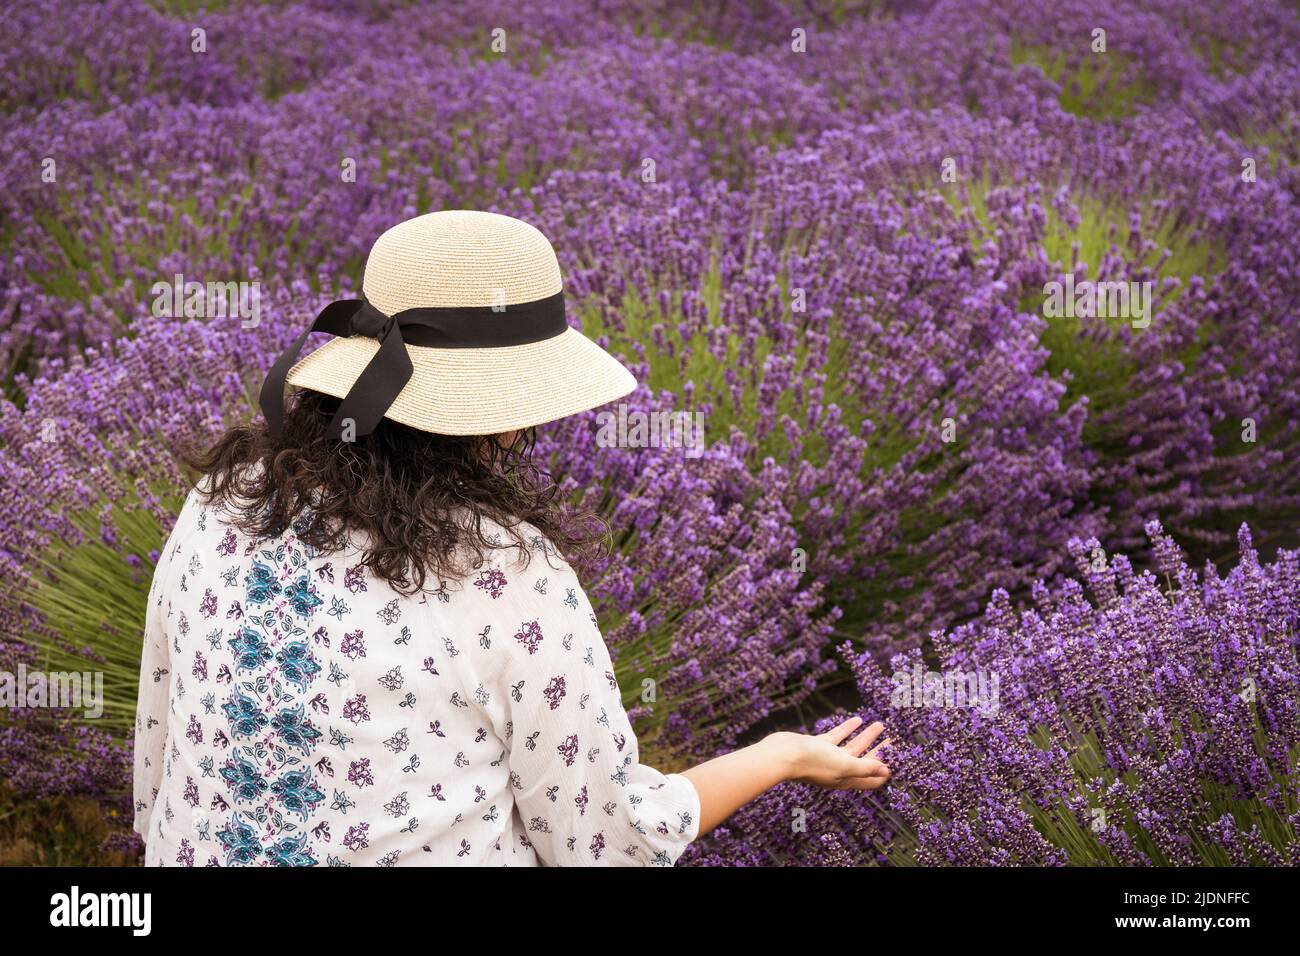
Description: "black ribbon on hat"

(259, 290), (567, 440)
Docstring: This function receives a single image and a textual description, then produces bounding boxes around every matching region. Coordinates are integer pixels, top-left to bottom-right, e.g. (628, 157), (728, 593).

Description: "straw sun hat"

(259, 210), (636, 439)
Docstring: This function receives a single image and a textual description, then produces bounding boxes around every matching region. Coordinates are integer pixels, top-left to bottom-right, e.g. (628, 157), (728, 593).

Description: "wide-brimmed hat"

(259, 210), (636, 439)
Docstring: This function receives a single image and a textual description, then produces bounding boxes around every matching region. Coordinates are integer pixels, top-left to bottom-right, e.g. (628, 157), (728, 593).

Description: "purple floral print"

(474, 567), (508, 599)
(513, 619), (544, 655)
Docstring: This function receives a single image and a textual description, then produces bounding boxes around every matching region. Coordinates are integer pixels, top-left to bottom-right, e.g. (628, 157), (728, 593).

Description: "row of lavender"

(1, 0), (1298, 863)
(687, 523), (1300, 866)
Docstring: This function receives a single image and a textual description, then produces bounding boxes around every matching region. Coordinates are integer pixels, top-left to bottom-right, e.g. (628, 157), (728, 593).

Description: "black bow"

(260, 290), (567, 440)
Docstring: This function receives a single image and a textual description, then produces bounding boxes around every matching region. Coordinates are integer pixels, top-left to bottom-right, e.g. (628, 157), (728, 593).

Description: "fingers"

(844, 758), (892, 790)
(844, 721), (886, 756)
(820, 715), (863, 746)
(811, 719), (894, 792)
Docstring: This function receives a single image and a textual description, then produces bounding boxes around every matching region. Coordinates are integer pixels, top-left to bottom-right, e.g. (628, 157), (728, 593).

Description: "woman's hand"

(682, 716), (892, 838)
(768, 717), (892, 790)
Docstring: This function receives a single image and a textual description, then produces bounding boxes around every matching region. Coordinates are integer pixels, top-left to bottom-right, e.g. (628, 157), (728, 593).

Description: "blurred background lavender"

(1, 0), (1298, 865)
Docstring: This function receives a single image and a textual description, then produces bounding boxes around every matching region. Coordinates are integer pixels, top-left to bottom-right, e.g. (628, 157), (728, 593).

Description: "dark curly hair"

(184, 389), (604, 594)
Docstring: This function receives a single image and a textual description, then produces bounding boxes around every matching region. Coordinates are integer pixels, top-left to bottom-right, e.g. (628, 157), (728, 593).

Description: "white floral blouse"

(133, 488), (700, 866)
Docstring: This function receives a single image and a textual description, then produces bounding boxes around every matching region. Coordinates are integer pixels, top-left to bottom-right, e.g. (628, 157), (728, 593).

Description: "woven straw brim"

(284, 327), (636, 436)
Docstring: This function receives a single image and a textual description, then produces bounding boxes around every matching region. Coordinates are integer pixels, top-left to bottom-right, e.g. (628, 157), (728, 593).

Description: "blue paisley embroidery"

(275, 640), (321, 692)
(217, 812), (264, 866)
(222, 688), (269, 739)
(272, 703), (323, 755)
(271, 768), (326, 820)
(243, 559), (282, 605)
(227, 625), (274, 674)
(207, 530), (335, 866)
(266, 833), (318, 867)
(220, 752), (269, 804)
(284, 573), (324, 618)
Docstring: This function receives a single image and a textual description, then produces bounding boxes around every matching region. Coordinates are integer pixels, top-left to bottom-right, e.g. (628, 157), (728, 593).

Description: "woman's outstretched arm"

(682, 717), (892, 837)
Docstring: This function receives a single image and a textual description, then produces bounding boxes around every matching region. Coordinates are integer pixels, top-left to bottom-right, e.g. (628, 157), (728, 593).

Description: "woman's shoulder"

(471, 514), (567, 575)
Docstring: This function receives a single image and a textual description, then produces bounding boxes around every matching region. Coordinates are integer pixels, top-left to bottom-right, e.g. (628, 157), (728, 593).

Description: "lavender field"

(1, 0), (1299, 866)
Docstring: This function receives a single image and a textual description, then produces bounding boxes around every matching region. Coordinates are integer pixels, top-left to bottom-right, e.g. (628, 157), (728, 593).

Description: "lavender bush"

(1, 0), (1298, 864)
(685, 524), (1300, 866)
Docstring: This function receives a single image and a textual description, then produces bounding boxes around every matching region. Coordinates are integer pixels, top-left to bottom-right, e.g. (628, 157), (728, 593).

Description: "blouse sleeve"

(448, 531), (701, 866)
(132, 490), (199, 840)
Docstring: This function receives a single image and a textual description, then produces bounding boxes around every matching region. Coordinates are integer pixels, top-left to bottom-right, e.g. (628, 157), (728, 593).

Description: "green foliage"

(27, 489), (182, 739)
(1023, 726), (1298, 866)
(1011, 41), (1157, 120)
